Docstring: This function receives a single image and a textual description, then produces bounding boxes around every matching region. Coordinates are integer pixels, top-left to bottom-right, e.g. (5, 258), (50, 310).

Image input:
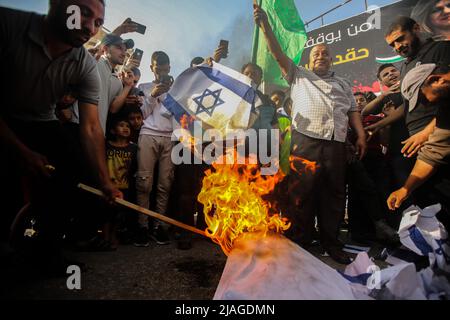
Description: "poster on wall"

(298, 0), (447, 93)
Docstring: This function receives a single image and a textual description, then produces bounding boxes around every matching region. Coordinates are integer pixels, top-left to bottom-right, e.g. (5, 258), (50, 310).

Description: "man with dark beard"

(384, 17), (450, 159)
(0, 0), (121, 274)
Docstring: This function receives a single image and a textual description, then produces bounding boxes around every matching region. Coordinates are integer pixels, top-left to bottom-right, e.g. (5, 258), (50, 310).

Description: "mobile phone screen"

(132, 49), (144, 62)
(135, 22), (147, 35)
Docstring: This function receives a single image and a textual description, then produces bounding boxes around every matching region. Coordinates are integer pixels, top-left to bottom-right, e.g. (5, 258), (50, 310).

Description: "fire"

(178, 114), (202, 158)
(289, 155), (317, 176)
(198, 159), (291, 256)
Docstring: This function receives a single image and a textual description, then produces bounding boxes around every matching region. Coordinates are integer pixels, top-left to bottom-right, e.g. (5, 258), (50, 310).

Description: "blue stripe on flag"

(162, 93), (191, 123)
(408, 226), (433, 256)
(197, 66), (255, 105)
(337, 271), (371, 285)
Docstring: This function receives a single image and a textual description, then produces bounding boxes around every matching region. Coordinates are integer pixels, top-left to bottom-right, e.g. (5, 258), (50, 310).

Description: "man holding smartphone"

(134, 51), (175, 247)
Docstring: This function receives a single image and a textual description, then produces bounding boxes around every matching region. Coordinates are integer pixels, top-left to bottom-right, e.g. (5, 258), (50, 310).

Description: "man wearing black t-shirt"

(363, 64), (414, 188)
(384, 16), (450, 158)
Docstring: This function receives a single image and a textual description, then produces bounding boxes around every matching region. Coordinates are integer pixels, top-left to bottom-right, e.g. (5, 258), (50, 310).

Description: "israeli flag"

(399, 204), (450, 273)
(162, 62), (260, 138)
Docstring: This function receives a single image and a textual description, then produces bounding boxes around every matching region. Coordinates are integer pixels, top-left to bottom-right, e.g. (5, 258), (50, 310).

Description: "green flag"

(252, 0), (307, 87)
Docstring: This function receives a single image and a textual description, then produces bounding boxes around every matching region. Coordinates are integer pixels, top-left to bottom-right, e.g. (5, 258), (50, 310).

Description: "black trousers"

(347, 158), (385, 238)
(285, 131), (347, 249)
(3, 119), (77, 253)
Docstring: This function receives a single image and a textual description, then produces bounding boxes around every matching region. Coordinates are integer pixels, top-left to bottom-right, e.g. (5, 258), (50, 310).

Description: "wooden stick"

(78, 183), (207, 237)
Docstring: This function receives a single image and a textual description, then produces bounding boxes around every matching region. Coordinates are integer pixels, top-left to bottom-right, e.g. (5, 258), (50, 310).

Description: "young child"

(103, 115), (138, 250)
(126, 105), (143, 144)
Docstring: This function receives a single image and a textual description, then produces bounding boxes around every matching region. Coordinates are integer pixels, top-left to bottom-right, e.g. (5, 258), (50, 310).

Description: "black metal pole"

(251, 0), (263, 64)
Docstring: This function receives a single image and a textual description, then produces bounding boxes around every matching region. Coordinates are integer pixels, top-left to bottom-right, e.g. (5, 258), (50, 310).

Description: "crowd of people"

(0, 0), (449, 278)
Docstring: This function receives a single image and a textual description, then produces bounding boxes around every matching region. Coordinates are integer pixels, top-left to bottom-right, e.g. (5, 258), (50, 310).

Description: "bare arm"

(387, 159), (436, 210)
(362, 93), (388, 116)
(111, 18), (138, 36)
(110, 71), (135, 114)
(348, 111), (367, 160)
(110, 86), (133, 114)
(365, 105), (405, 134)
(401, 118), (436, 158)
(254, 5), (291, 78)
(78, 102), (122, 202)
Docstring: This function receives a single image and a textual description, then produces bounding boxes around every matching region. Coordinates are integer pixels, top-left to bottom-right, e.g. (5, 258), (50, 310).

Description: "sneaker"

(151, 226), (170, 245)
(134, 228), (150, 247)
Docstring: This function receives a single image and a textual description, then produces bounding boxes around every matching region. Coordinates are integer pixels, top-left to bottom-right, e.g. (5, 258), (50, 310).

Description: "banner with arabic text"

(299, 0), (426, 94)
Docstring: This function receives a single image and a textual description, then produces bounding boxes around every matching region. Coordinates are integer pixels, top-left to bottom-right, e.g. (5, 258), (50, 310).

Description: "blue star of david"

(193, 88), (224, 117)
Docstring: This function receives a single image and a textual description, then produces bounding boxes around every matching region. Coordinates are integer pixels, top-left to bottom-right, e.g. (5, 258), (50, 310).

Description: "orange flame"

(289, 155), (318, 176)
(179, 114), (195, 130)
(198, 159), (290, 256)
(178, 114), (202, 158)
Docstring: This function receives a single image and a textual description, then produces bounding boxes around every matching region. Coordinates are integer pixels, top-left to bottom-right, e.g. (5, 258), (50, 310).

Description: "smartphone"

(219, 40), (229, 58)
(131, 48), (144, 64)
(133, 21), (147, 35)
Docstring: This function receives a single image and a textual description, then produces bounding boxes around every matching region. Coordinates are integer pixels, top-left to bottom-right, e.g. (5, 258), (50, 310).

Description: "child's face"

(113, 121), (131, 139)
(354, 94), (367, 112)
(151, 62), (170, 82)
(243, 65), (262, 86)
(128, 112), (143, 130)
(271, 93), (284, 108)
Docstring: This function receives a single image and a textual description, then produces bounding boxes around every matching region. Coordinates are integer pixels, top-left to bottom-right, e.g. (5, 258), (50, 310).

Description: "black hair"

(151, 51), (170, 65)
(353, 91), (365, 97)
(124, 104), (143, 117)
(377, 63), (396, 79)
(130, 67), (141, 77)
(49, 0), (105, 8)
(190, 57), (205, 67)
(109, 114), (129, 129)
(271, 90), (286, 99)
(385, 16), (418, 37)
(432, 64), (450, 75)
(241, 62), (263, 75)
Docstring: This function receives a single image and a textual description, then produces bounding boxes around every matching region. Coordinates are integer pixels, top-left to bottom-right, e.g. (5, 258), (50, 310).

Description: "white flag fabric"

(398, 204), (450, 273)
(162, 62), (260, 138)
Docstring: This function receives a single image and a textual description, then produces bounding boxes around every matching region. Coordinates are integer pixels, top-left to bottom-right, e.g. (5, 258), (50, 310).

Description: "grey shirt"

(0, 7), (100, 122)
(71, 57), (123, 133)
(418, 128), (450, 167)
(285, 60), (358, 143)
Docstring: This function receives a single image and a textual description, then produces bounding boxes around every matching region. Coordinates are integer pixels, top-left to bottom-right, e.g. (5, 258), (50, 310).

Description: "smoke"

(219, 14), (254, 71)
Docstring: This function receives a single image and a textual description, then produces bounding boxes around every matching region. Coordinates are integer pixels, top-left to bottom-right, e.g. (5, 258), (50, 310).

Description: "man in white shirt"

(254, 5), (367, 264)
(134, 51), (175, 247)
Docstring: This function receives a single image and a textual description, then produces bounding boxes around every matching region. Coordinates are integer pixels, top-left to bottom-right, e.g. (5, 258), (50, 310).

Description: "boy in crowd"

(363, 64), (414, 189)
(347, 92), (398, 244)
(126, 105), (144, 144)
(270, 90), (287, 116)
(103, 116), (138, 250)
